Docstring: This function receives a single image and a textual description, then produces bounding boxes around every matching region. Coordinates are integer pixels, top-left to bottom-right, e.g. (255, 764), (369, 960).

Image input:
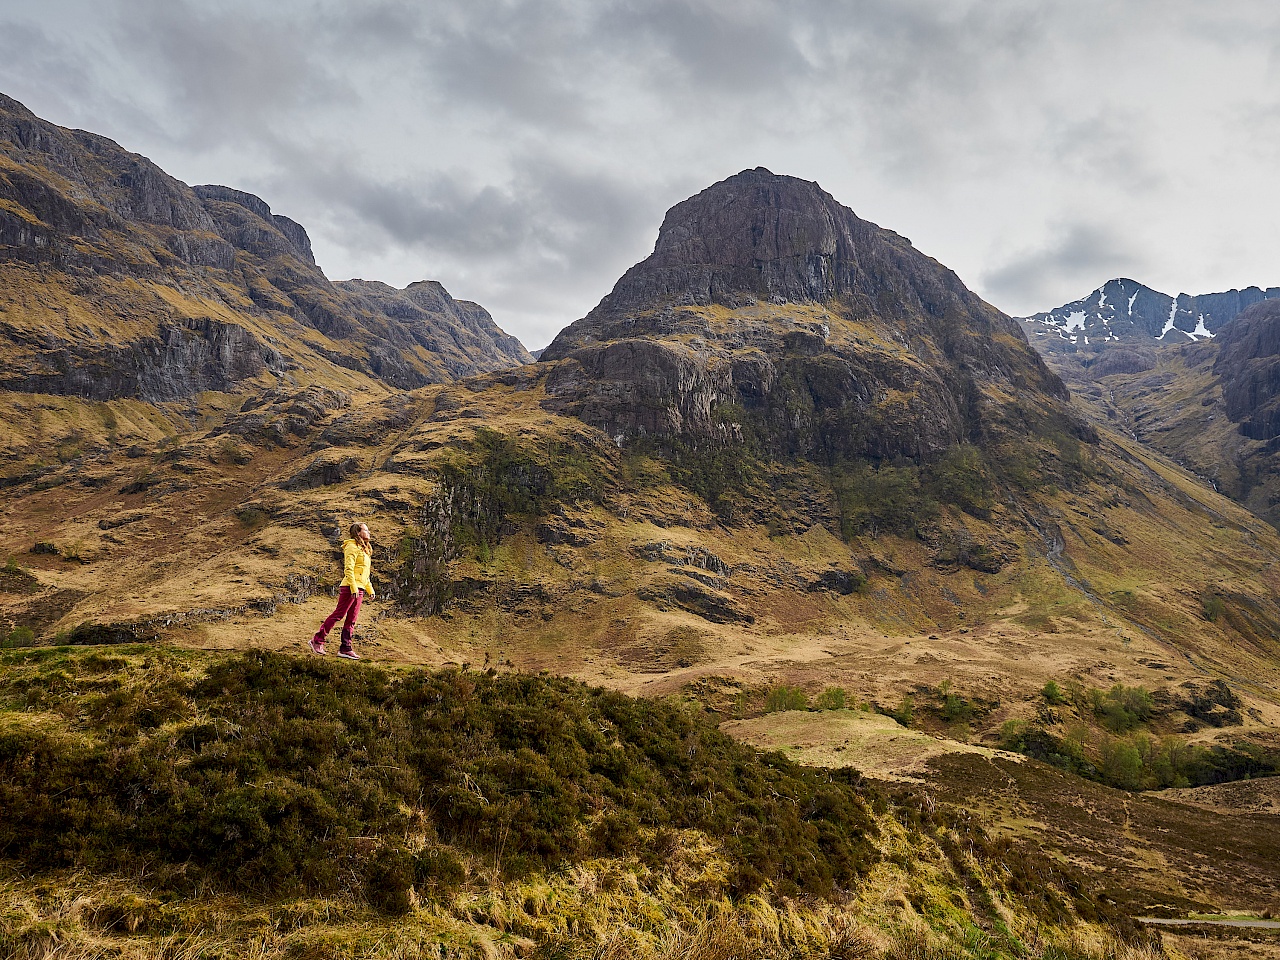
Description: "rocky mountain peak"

(572, 167), (983, 321)
(1018, 278), (1280, 349)
(608, 167), (860, 307)
(538, 169), (1075, 468)
(544, 168), (1026, 366)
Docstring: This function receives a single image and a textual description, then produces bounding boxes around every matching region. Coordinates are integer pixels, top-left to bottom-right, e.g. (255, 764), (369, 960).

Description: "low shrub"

(815, 686), (847, 711)
(1041, 680), (1066, 705)
(1091, 683), (1154, 733)
(764, 684), (809, 712)
(2, 626), (36, 648)
(0, 651), (880, 906)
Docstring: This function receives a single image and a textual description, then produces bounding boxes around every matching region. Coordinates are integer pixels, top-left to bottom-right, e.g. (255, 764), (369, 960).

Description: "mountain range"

(1018, 277), (1280, 351)
(2, 94), (1279, 959)
(1017, 276), (1280, 534)
(0, 91), (530, 406)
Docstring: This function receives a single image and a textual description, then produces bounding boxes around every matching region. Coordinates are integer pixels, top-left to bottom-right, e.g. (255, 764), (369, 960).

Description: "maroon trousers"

(316, 586), (363, 649)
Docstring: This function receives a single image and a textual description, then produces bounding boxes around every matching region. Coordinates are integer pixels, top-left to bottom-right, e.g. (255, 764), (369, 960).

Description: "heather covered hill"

(0, 92), (530, 407)
(0, 646), (1160, 960)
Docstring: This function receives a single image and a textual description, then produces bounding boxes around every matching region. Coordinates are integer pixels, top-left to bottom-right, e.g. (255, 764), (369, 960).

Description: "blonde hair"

(349, 522), (371, 553)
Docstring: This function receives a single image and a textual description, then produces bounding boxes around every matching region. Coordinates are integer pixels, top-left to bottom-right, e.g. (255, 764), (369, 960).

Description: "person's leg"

(312, 587), (355, 652)
(338, 589), (364, 656)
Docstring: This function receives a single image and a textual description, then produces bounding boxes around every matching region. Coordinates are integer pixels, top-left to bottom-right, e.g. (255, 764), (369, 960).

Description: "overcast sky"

(4, 1), (1280, 350)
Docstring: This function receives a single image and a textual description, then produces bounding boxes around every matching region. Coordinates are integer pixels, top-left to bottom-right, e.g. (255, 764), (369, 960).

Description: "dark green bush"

(1000, 717), (1280, 792)
(3, 626), (36, 648)
(0, 651), (879, 904)
(815, 687), (847, 711)
(1041, 680), (1066, 705)
(1091, 683), (1154, 733)
(1203, 595), (1227, 622)
(764, 684), (809, 713)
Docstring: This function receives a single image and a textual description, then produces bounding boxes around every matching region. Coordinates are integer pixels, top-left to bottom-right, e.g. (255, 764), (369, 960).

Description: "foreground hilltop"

(0, 92), (529, 411)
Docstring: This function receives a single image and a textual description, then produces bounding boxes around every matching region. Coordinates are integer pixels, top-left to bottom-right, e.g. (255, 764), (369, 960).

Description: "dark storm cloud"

(981, 223), (1146, 312)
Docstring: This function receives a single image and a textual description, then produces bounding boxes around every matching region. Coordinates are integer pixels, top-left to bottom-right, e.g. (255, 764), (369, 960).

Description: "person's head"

(349, 522), (371, 550)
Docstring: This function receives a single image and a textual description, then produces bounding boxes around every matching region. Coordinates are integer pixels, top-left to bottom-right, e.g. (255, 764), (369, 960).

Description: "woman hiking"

(310, 522), (375, 660)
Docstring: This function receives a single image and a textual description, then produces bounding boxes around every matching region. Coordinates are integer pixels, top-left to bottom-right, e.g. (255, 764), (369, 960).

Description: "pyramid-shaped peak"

(647, 168), (868, 275)
(544, 168), (994, 359)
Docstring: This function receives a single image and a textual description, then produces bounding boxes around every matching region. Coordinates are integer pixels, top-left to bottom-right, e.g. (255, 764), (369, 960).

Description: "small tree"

(2, 626), (35, 648)
(1041, 680), (1066, 705)
(815, 686), (847, 711)
(765, 684), (809, 713)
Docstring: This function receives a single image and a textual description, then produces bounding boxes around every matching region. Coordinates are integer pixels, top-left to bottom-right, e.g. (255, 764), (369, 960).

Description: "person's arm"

(343, 543), (358, 587)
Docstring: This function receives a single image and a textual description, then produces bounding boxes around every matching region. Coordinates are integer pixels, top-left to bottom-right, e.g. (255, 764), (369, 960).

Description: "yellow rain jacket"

(341, 539), (375, 597)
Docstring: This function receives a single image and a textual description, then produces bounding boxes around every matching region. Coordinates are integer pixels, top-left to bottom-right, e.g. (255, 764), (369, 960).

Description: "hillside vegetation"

(0, 645), (1161, 960)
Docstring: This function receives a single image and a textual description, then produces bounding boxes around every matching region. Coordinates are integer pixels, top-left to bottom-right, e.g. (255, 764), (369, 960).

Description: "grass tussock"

(0, 862), (1161, 960)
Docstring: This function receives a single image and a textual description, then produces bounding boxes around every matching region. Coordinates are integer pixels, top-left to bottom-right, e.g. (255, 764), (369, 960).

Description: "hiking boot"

(309, 634), (326, 655)
(337, 648), (360, 660)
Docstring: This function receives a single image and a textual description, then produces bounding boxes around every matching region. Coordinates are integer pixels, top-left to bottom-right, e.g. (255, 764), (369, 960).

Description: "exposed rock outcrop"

(1215, 299), (1280, 441)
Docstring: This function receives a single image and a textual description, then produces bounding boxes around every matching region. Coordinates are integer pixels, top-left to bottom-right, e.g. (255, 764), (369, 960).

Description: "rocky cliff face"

(541, 168), (1075, 466)
(1215, 299), (1280, 441)
(0, 92), (530, 404)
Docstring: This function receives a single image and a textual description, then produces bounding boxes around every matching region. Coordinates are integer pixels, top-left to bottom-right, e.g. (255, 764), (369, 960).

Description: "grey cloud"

(264, 141), (652, 269)
(608, 1), (813, 93)
(0, 16), (120, 131)
(980, 223), (1146, 315)
(1040, 109), (1162, 194)
(322, 0), (599, 129)
(109, 0), (355, 148)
